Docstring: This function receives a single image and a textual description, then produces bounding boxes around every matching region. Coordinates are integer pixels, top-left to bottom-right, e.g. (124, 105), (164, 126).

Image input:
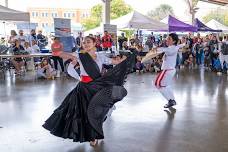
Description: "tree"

(82, 0), (132, 31)
(203, 10), (228, 26)
(147, 4), (174, 21)
(110, 0), (132, 19)
(184, 0), (199, 25)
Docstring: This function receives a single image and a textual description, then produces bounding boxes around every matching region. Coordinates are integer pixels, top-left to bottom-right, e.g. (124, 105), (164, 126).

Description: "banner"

(103, 24), (117, 48)
(54, 18), (71, 37)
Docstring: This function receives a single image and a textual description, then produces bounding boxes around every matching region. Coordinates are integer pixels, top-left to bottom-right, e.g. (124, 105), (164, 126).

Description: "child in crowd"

(37, 58), (56, 79)
(135, 56), (144, 73)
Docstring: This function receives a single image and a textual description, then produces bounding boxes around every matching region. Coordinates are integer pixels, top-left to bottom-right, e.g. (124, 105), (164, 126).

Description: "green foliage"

(147, 4), (174, 21)
(91, 4), (103, 20)
(192, 0), (199, 8)
(203, 10), (228, 26)
(82, 0), (132, 31)
(111, 0), (132, 19)
(120, 29), (134, 39)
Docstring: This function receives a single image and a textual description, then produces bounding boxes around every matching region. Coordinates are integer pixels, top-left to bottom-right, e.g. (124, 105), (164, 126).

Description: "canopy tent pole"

(102, 0), (111, 25)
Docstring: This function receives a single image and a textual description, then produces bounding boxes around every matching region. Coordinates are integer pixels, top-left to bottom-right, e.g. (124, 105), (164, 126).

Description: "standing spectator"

(133, 34), (141, 46)
(187, 33), (194, 50)
(145, 36), (154, 50)
(16, 30), (28, 47)
(37, 30), (47, 49)
(118, 33), (127, 50)
(102, 31), (112, 51)
(28, 29), (37, 46)
(8, 30), (17, 46)
(219, 36), (228, 73)
(193, 38), (204, 66)
(95, 34), (102, 51)
(209, 35), (218, 66)
(76, 32), (83, 50)
(51, 37), (65, 73)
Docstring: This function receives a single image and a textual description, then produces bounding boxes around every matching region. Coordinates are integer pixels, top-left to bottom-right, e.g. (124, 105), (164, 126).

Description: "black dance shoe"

(164, 100), (176, 108)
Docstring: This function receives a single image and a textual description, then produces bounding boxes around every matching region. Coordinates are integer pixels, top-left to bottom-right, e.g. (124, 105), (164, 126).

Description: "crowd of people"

(115, 33), (228, 75)
(1, 28), (228, 78)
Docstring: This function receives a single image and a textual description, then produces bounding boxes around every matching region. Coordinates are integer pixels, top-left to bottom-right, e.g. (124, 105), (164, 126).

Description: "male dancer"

(142, 33), (182, 108)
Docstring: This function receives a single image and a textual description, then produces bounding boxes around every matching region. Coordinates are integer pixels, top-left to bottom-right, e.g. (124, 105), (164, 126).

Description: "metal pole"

(3, 22), (6, 37)
(103, 0), (111, 24)
(5, 0), (8, 8)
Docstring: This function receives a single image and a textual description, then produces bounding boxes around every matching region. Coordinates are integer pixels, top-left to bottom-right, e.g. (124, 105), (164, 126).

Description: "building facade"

(27, 7), (90, 29)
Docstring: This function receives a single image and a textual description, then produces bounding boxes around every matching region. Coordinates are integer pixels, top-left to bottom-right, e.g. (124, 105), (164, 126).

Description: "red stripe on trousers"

(155, 70), (165, 87)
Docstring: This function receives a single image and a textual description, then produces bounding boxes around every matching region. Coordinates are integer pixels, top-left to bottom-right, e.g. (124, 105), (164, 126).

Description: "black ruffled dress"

(43, 52), (132, 142)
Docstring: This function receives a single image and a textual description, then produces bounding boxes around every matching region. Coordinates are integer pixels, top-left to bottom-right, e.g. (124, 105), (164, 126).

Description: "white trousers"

(219, 53), (228, 69)
(155, 69), (176, 101)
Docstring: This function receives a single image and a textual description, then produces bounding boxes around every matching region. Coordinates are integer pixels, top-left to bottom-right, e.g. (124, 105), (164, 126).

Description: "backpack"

(221, 42), (228, 55)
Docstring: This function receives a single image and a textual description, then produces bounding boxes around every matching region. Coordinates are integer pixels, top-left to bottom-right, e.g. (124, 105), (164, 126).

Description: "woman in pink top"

(51, 37), (64, 72)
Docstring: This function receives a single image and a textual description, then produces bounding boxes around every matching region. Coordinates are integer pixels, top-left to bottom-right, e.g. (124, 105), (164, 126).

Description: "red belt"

(81, 75), (93, 83)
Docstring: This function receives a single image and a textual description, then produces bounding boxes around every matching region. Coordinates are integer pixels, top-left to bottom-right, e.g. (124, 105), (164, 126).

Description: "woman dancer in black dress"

(43, 36), (131, 146)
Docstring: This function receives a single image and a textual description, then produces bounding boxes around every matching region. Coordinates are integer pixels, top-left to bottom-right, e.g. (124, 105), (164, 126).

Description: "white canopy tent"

(111, 11), (168, 30)
(160, 16), (169, 24)
(206, 19), (228, 33)
(0, 5), (30, 22)
(84, 11), (168, 35)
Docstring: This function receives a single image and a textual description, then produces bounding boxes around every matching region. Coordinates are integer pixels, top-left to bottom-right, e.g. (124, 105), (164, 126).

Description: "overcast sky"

(0, 0), (220, 22)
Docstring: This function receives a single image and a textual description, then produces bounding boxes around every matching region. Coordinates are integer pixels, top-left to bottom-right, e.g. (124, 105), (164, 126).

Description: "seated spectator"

(23, 41), (32, 53)
(11, 39), (25, 75)
(37, 30), (47, 49)
(153, 58), (162, 73)
(0, 37), (6, 45)
(135, 56), (144, 73)
(31, 40), (40, 53)
(122, 41), (129, 50)
(143, 59), (153, 72)
(37, 58), (56, 79)
(184, 54), (194, 69)
(136, 43), (144, 56)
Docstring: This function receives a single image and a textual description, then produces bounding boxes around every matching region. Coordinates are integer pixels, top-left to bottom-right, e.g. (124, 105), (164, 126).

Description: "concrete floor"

(0, 68), (228, 152)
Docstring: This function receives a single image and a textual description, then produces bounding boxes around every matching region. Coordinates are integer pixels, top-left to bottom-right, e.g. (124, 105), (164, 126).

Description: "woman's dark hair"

(169, 33), (179, 45)
(54, 37), (60, 40)
(85, 36), (96, 43)
(219, 36), (223, 41)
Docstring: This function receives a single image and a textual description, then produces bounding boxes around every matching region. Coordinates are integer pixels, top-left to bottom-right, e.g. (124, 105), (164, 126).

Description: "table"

(0, 53), (52, 71)
(0, 53), (52, 60)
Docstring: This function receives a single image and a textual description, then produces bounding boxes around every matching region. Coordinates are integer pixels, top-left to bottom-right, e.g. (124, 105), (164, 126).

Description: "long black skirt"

(42, 58), (131, 142)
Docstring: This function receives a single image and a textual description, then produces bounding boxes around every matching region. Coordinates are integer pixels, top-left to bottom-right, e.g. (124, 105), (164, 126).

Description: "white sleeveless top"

(75, 52), (112, 76)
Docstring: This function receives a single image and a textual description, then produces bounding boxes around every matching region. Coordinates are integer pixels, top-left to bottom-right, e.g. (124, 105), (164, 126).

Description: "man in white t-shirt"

(154, 33), (181, 108)
(16, 30), (28, 47)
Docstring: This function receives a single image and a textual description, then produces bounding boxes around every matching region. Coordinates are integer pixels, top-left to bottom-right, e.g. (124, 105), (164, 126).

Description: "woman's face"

(82, 38), (96, 52)
(24, 42), (29, 47)
(166, 36), (174, 46)
(43, 60), (48, 65)
(15, 40), (19, 46)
